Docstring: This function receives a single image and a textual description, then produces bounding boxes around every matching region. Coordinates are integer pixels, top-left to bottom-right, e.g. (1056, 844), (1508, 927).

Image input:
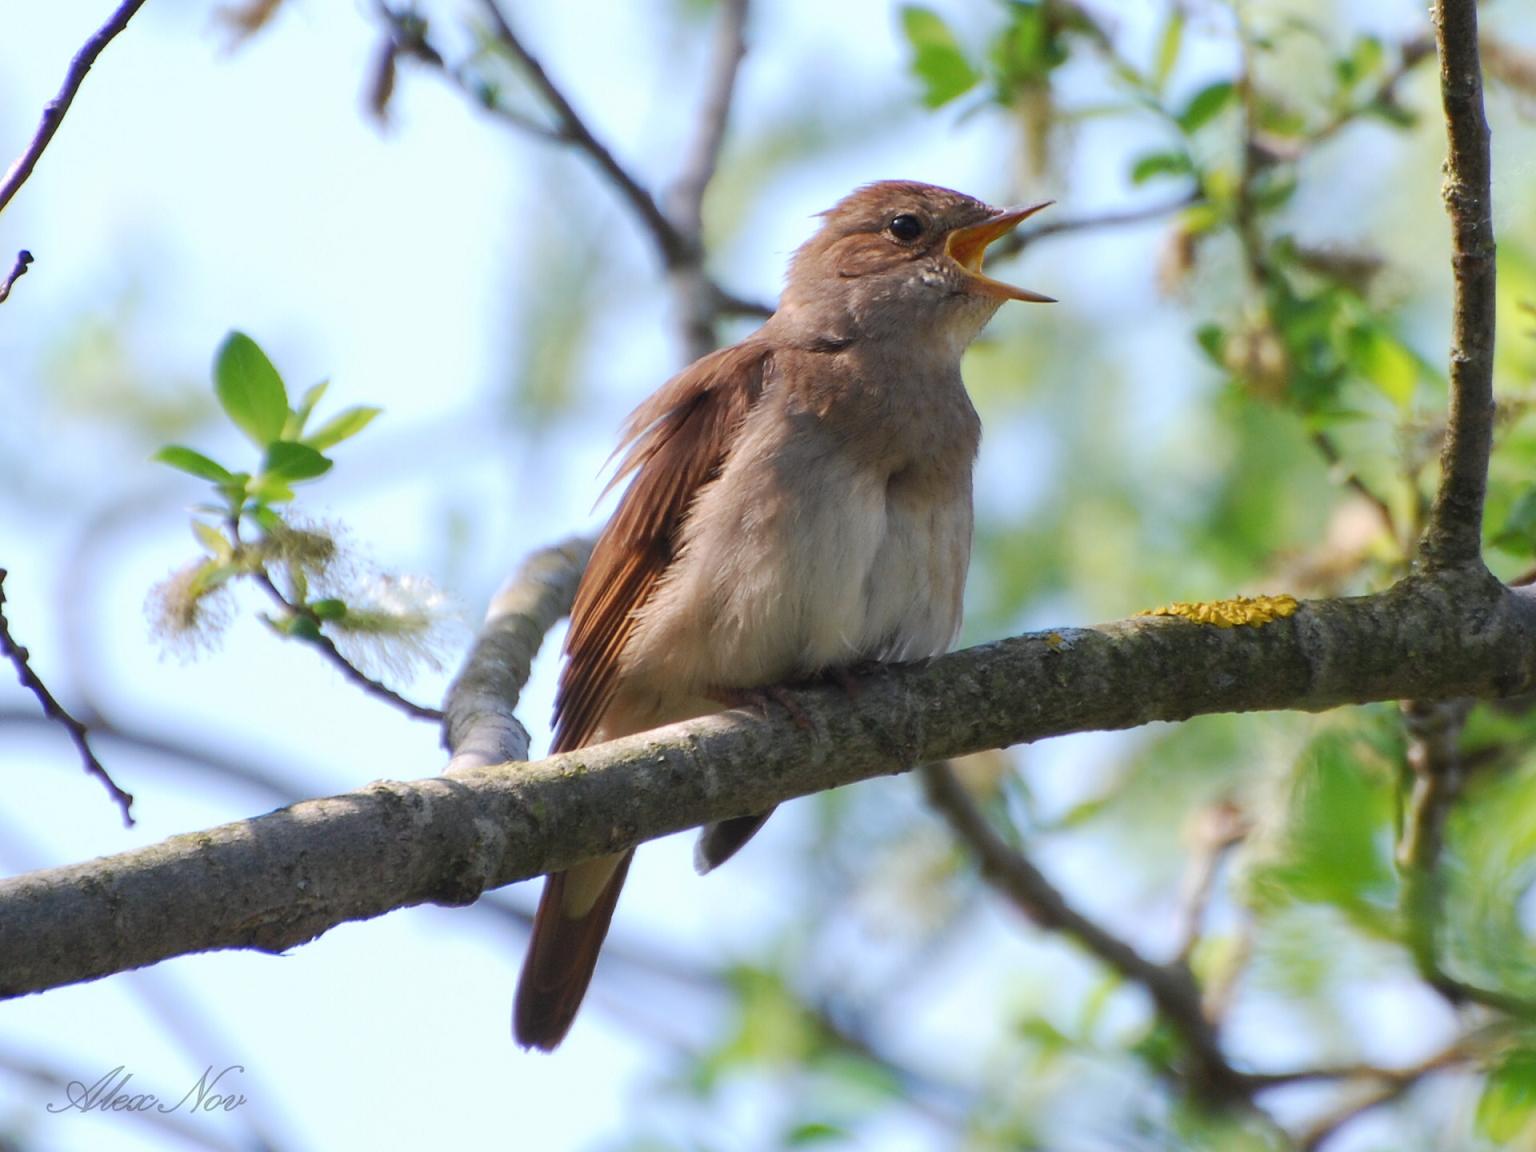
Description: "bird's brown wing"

(550, 339), (772, 754)
(515, 341), (773, 1051)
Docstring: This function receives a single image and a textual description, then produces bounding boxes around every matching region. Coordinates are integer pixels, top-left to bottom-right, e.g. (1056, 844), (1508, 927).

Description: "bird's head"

(778, 180), (1053, 353)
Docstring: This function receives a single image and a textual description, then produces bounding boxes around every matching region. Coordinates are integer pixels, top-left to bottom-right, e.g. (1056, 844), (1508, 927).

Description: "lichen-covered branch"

(1421, 0), (1497, 570)
(5, 566), (1536, 999)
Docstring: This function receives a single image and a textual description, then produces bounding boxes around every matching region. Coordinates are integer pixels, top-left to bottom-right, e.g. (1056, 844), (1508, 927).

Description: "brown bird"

(514, 180), (1052, 1050)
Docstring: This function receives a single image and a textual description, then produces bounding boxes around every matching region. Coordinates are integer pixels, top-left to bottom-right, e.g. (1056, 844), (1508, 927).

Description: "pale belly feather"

(624, 415), (972, 698)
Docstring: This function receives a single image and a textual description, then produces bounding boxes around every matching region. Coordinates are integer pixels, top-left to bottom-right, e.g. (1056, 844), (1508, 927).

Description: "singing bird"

(515, 180), (1052, 1049)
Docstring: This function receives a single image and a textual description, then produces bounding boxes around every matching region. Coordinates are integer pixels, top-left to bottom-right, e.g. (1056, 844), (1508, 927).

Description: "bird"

(514, 179), (1053, 1050)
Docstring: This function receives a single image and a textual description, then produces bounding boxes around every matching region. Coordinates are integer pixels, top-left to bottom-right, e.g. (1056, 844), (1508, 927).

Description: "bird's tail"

(513, 850), (634, 1050)
(694, 808), (776, 874)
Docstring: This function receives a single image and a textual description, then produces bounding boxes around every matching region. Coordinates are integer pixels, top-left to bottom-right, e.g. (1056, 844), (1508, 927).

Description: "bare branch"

(0, 0), (149, 216)
(8, 566), (1536, 1001)
(0, 250), (32, 303)
(665, 0), (750, 361)
(1421, 0), (1497, 570)
(665, 0), (749, 240)
(0, 570), (134, 826)
(442, 536), (593, 771)
(1173, 800), (1250, 968)
(1311, 430), (1400, 548)
(919, 762), (1247, 1102)
(477, 0), (690, 268)
(1295, 1037), (1475, 1151)
(373, 3), (562, 139)
(1395, 697), (1536, 1015)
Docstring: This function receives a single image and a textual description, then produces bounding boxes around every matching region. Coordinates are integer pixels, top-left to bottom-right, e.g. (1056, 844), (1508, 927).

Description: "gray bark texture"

(4, 564), (1534, 999)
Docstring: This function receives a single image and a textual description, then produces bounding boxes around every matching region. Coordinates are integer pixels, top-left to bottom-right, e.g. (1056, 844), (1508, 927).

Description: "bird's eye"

(886, 213), (924, 243)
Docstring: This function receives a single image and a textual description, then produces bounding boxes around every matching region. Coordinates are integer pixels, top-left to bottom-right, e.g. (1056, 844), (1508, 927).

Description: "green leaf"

(1363, 97), (1417, 129)
(286, 380), (330, 439)
(303, 405), (381, 451)
(310, 597), (348, 621)
(990, 1), (1063, 88)
(286, 614), (323, 642)
(1479, 1050), (1536, 1143)
(1351, 325), (1418, 411)
(249, 504), (284, 534)
(900, 6), (979, 108)
(1153, 6), (1185, 94)
(1335, 34), (1384, 90)
(191, 520), (232, 558)
(1130, 149), (1194, 185)
(1494, 488), (1536, 553)
(1194, 323), (1226, 366)
(785, 1122), (846, 1147)
(214, 331), (290, 447)
(215, 473), (252, 507)
(1247, 730), (1397, 931)
(154, 445), (234, 483)
(186, 560), (239, 597)
(247, 474), (296, 505)
(262, 441), (333, 483)
(1177, 80), (1236, 133)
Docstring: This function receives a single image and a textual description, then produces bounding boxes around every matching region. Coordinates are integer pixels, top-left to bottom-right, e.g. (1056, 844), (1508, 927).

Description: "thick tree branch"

(1421, 0), (1496, 571)
(5, 567), (1536, 998)
(0, 0), (148, 216)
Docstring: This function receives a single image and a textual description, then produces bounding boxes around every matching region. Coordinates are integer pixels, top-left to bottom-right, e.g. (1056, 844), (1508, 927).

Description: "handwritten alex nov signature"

(47, 1065), (247, 1115)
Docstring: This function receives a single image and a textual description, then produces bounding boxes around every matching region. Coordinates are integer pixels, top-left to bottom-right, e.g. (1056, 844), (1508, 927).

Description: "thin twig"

(477, 0), (690, 268)
(710, 281), (774, 320)
(0, 0), (149, 216)
(664, 0), (750, 361)
(251, 566), (443, 722)
(0, 250), (32, 303)
(1173, 800), (1249, 968)
(918, 762), (1250, 1104)
(1395, 697), (1536, 1015)
(228, 515), (442, 722)
(666, 0), (748, 242)
(373, 3), (562, 139)
(1420, 0), (1497, 570)
(1294, 1038), (1474, 1151)
(989, 193), (1198, 262)
(0, 570), (134, 825)
(1311, 429), (1400, 545)
(1257, 35), (1436, 164)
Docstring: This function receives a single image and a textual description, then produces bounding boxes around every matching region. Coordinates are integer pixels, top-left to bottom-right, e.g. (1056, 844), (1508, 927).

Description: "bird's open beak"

(945, 201), (1056, 303)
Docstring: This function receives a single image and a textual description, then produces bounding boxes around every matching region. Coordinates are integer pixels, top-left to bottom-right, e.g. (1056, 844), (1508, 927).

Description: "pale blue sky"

(0, 1), (1466, 1149)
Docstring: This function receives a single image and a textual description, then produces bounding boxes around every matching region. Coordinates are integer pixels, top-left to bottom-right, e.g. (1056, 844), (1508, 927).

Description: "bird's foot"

(712, 684), (815, 732)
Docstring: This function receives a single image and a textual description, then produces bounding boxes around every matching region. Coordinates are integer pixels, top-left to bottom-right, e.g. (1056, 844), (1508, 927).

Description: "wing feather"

(551, 341), (771, 753)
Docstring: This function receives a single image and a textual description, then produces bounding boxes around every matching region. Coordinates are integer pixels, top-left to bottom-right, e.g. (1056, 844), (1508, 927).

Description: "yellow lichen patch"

(1043, 631), (1066, 651)
(1137, 593), (1300, 628)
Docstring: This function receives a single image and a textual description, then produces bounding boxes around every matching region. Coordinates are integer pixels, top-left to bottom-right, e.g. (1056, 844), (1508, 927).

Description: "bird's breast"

(624, 400), (975, 693)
